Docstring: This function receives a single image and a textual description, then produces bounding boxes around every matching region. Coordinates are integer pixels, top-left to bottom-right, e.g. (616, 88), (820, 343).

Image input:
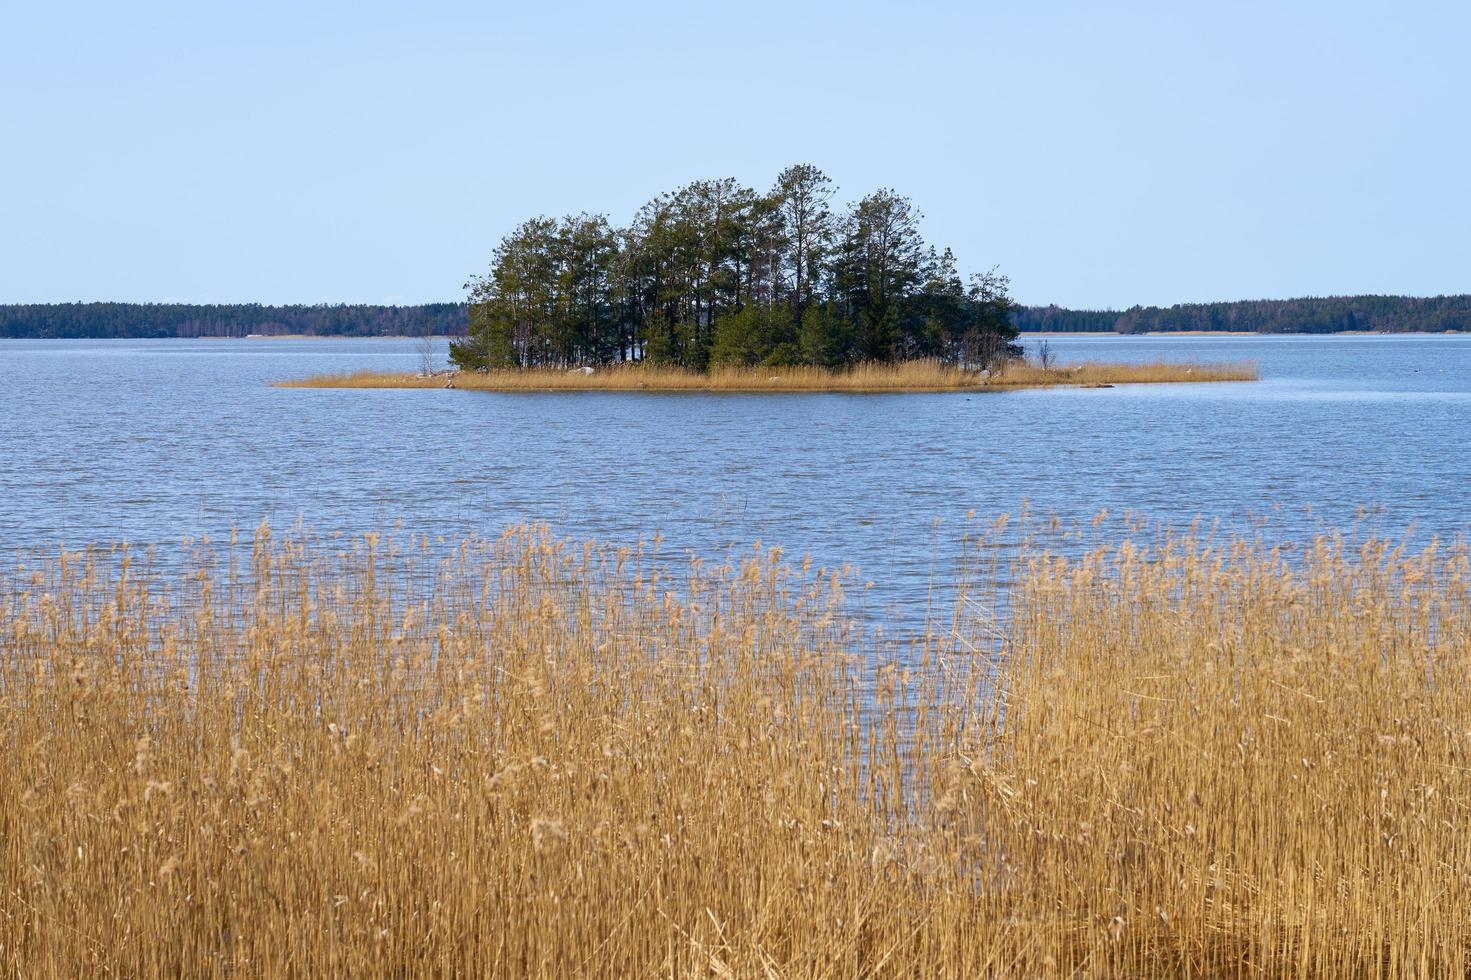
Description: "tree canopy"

(450, 165), (1021, 372)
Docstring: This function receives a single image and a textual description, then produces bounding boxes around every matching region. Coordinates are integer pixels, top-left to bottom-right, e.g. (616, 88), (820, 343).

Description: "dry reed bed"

(276, 361), (982, 392)
(989, 359), (1259, 386)
(276, 359), (1257, 392)
(2, 524), (1467, 976)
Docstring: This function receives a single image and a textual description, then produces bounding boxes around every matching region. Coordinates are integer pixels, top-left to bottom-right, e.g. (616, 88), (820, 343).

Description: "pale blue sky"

(2, 1), (1466, 308)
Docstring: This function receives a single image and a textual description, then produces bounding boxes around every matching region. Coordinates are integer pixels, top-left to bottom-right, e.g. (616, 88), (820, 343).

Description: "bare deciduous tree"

(416, 334), (438, 376)
(1036, 339), (1056, 372)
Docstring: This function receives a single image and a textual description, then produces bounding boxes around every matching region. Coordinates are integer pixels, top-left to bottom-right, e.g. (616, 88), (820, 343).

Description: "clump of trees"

(450, 165), (1021, 372)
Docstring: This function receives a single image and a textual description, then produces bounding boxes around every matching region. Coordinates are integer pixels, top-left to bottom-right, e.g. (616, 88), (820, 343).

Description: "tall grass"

(990, 359), (1259, 386)
(277, 358), (1257, 392)
(2, 523), (1467, 975)
(277, 361), (984, 392)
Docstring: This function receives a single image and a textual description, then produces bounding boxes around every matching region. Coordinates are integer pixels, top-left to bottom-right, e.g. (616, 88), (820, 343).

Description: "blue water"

(2, 334), (1468, 621)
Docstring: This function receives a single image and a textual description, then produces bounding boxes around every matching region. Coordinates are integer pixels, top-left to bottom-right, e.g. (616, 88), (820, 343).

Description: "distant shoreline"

(5, 294), (1470, 340)
(242, 333), (460, 340)
(3, 331), (1464, 343)
(1020, 329), (1468, 337)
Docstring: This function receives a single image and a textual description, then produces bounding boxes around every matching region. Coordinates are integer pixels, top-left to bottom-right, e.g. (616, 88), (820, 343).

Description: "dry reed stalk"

(990, 359), (1259, 386)
(1, 523), (1465, 976)
(276, 358), (1257, 392)
(276, 361), (985, 392)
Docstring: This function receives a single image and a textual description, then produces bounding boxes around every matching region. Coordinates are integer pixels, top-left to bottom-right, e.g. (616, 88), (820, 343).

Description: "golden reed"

(1, 520), (1464, 976)
(988, 359), (1259, 386)
(277, 358), (1257, 392)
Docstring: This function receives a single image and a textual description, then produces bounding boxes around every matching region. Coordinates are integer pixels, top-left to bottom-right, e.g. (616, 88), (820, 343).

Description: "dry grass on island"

(279, 360), (980, 392)
(277, 358), (1258, 392)
(4, 520), (1468, 976)
(988, 358), (1259, 387)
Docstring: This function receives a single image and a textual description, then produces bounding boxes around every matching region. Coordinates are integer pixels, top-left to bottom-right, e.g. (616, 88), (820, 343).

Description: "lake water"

(2, 334), (1468, 623)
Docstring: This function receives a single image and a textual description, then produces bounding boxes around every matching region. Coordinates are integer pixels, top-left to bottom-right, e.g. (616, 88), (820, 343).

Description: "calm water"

(2, 334), (1469, 621)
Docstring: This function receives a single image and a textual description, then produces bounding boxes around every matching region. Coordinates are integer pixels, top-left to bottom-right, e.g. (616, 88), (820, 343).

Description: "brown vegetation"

(988, 358), (1259, 386)
(3, 521), (1464, 975)
(277, 358), (1257, 392)
(276, 361), (981, 392)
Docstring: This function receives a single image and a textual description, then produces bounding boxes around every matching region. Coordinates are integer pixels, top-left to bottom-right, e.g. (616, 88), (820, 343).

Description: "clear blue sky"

(3, 0), (1466, 309)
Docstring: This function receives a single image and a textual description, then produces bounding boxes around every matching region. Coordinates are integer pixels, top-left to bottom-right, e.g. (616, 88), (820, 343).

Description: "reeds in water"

(990, 359), (1259, 386)
(1, 523), (1466, 975)
(278, 358), (1257, 392)
(277, 360), (984, 392)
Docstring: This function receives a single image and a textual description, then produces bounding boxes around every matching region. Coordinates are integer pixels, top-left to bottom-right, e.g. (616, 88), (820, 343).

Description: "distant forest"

(0, 303), (466, 339)
(452, 164), (1020, 371)
(1015, 295), (1471, 334)
(4, 295), (1469, 342)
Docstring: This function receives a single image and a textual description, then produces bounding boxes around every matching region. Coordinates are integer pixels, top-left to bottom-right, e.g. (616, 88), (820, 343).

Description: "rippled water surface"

(3, 334), (1468, 619)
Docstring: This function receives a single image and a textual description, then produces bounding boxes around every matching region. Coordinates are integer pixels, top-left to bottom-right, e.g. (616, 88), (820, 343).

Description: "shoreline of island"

(275, 360), (1259, 393)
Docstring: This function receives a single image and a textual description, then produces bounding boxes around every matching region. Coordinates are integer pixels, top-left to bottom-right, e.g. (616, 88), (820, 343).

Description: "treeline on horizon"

(5, 295), (1469, 341)
(1016, 293), (1471, 333)
(0, 302), (466, 340)
(451, 164), (1020, 372)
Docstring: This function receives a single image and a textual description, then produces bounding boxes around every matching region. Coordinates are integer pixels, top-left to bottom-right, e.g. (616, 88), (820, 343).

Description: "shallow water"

(2, 334), (1468, 621)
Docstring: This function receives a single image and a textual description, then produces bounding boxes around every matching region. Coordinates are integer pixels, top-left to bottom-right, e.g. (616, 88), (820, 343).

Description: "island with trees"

(276, 164), (1254, 390)
(447, 164), (1021, 373)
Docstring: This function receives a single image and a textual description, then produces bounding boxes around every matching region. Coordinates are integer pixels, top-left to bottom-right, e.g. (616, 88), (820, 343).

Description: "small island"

(280, 163), (1259, 393)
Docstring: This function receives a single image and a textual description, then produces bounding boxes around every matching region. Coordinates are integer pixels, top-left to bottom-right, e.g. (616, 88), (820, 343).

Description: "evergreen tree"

(832, 189), (929, 361)
(710, 304), (797, 367)
(453, 165), (1021, 371)
(797, 303), (854, 367)
(771, 164), (836, 320)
